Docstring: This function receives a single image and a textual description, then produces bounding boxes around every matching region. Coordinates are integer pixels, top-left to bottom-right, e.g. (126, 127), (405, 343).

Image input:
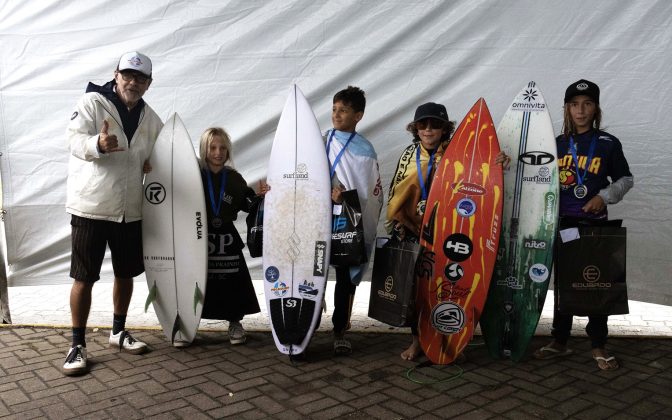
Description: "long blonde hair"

(562, 104), (602, 139)
(198, 127), (234, 169)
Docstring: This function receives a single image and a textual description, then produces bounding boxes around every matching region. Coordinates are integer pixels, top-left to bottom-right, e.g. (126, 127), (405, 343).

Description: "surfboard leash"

(287, 344), (306, 366)
(288, 344), (295, 365)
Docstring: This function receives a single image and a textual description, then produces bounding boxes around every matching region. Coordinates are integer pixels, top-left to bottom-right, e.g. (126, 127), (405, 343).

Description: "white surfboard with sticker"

(262, 85), (331, 356)
(142, 113), (208, 346)
(480, 82), (559, 361)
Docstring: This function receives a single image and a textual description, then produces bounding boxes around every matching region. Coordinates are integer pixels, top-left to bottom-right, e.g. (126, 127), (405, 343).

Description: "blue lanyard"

(326, 129), (356, 179)
(569, 133), (597, 186)
(416, 145), (436, 200)
(206, 169), (228, 216)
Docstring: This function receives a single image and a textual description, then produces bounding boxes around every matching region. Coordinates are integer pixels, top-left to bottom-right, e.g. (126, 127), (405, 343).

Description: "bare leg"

(70, 280), (93, 328)
(113, 277), (133, 315)
(400, 335), (421, 361)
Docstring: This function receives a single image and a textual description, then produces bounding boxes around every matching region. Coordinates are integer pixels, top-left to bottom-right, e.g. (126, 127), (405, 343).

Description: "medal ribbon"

(206, 169), (228, 216)
(416, 145), (436, 201)
(326, 129), (356, 179)
(569, 133), (597, 187)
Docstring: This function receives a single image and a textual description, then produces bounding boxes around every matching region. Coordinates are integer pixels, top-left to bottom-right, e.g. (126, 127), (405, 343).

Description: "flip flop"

(334, 338), (352, 355)
(593, 355), (619, 370)
(533, 345), (573, 360)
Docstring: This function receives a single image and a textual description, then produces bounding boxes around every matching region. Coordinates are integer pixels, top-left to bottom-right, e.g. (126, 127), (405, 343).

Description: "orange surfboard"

(416, 98), (503, 365)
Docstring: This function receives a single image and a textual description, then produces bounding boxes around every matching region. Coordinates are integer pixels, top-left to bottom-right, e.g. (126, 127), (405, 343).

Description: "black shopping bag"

(556, 225), (628, 316)
(368, 238), (420, 327)
(330, 189), (367, 266)
(246, 197), (264, 258)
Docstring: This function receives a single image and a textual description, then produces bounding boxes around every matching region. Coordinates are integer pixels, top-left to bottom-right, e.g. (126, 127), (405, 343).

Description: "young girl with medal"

(534, 79), (633, 370)
(196, 127), (269, 346)
(387, 102), (511, 361)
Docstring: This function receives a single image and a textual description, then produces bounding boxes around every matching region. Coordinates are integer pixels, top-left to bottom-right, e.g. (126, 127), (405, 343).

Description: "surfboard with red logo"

(416, 98), (503, 365)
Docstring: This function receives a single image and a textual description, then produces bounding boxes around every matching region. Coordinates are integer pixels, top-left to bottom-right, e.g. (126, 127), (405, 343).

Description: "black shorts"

(70, 215), (144, 282)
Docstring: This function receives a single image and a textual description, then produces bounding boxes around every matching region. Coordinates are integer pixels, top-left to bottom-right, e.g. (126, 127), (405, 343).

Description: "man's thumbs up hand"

(98, 119), (126, 153)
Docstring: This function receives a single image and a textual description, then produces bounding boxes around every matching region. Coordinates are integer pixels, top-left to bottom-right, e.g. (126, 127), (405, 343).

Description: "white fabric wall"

(0, 0), (670, 305)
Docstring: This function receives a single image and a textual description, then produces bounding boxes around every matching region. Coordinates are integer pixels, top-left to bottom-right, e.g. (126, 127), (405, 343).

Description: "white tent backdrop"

(0, 0), (670, 305)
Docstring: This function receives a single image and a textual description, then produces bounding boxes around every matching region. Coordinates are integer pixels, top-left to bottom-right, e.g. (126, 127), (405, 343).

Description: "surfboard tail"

(269, 297), (315, 346)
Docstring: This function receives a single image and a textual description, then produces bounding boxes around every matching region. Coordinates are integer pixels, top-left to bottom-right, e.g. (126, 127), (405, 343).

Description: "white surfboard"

(480, 81), (559, 361)
(263, 85), (331, 356)
(142, 113), (208, 345)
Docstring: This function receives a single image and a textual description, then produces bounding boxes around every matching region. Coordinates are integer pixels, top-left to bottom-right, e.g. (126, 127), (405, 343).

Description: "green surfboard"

(480, 82), (559, 362)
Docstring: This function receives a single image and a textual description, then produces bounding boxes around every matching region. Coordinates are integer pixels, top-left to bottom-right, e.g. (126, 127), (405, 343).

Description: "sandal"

(334, 338), (352, 355)
(593, 355), (619, 370)
(533, 345), (573, 360)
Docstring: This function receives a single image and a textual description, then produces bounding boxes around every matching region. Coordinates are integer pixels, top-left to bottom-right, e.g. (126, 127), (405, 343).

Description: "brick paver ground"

(1, 326), (670, 419)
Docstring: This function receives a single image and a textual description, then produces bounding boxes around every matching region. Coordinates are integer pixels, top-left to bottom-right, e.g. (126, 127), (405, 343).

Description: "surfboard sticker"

(262, 85), (331, 355)
(416, 98), (503, 365)
(480, 81), (559, 362)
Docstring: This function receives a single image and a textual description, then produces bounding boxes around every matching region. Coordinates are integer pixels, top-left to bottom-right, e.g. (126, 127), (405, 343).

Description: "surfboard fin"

(145, 282), (157, 313)
(193, 282), (204, 315)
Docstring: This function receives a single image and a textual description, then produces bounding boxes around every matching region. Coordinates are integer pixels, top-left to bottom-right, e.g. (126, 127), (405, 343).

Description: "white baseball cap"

(117, 51), (152, 77)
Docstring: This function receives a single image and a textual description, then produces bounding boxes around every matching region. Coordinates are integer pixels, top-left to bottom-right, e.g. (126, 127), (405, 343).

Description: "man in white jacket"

(63, 51), (163, 376)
